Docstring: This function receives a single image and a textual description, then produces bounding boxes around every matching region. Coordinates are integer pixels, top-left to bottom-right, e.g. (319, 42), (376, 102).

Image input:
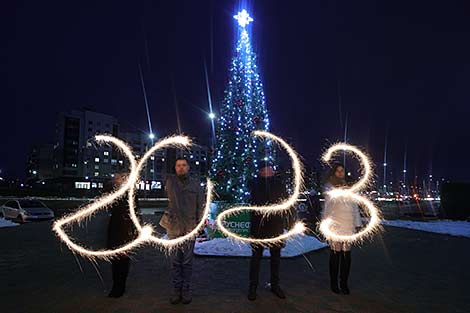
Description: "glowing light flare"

(52, 135), (142, 259)
(322, 143), (373, 193)
(215, 130), (306, 245)
(127, 135), (192, 234)
(125, 133), (213, 252)
(319, 143), (382, 244)
(53, 134), (213, 259)
(148, 181), (213, 251)
(319, 189), (382, 244)
(233, 9), (253, 28)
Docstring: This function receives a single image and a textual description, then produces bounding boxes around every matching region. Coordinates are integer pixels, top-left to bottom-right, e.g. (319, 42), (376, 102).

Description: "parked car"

(1, 199), (54, 222)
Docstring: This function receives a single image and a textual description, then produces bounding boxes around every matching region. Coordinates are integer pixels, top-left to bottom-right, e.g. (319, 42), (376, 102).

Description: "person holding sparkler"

(322, 163), (362, 295)
(106, 172), (139, 298)
(160, 157), (205, 305)
(247, 161), (296, 301)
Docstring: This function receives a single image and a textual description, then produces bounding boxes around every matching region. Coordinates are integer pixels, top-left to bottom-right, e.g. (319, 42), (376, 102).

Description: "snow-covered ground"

(0, 218), (19, 228)
(194, 234), (327, 258)
(382, 219), (470, 238)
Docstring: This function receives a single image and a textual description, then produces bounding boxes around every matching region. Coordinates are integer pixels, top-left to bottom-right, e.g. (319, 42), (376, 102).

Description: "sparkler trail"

(52, 135), (148, 260)
(53, 134), (213, 259)
(215, 131), (306, 246)
(126, 135), (213, 251)
(319, 143), (382, 244)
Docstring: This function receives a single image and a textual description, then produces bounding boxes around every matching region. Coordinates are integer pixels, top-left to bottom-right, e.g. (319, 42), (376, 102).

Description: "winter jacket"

(322, 183), (362, 237)
(249, 176), (296, 241)
(159, 174), (205, 237)
(107, 197), (139, 249)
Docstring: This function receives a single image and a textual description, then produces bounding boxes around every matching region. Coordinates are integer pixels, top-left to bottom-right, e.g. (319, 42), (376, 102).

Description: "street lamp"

(148, 133), (155, 140)
(208, 112), (215, 120)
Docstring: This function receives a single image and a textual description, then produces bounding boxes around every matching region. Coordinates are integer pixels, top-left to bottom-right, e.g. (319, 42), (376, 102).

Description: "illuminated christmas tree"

(211, 9), (274, 203)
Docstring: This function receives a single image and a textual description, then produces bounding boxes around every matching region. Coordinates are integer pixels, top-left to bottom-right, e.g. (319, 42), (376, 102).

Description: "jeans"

(170, 239), (196, 292)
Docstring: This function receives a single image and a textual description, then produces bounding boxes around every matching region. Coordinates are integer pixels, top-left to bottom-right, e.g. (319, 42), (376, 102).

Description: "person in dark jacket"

(247, 162), (295, 301)
(159, 157), (205, 305)
(106, 172), (139, 298)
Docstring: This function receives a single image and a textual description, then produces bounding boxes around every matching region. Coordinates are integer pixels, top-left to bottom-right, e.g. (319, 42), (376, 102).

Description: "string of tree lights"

(210, 9), (274, 203)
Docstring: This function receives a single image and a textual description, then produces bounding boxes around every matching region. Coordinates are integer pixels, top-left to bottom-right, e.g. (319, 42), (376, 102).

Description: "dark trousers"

(329, 249), (352, 287)
(249, 245), (281, 288)
(111, 256), (130, 292)
(170, 240), (196, 291)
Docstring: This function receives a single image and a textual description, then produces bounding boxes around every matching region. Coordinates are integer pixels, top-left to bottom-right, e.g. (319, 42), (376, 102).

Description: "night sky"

(3, 0), (470, 182)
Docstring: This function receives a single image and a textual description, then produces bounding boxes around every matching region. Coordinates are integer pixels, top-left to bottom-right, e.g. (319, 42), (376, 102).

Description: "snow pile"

(0, 218), (19, 228)
(194, 234), (327, 258)
(382, 219), (470, 238)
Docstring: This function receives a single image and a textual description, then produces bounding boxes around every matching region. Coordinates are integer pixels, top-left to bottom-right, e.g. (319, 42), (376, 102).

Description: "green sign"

(210, 202), (251, 238)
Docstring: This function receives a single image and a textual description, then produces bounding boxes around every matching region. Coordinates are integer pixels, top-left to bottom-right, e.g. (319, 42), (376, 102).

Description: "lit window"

(103, 151), (109, 156)
(95, 158), (100, 163)
(75, 182), (90, 189)
(151, 181), (162, 190)
(94, 172), (99, 176)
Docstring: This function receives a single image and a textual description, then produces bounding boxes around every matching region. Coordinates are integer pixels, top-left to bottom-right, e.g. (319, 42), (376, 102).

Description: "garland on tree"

(210, 10), (274, 203)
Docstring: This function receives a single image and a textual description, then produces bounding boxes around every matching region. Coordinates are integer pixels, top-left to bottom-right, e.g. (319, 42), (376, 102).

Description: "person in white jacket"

(322, 163), (362, 295)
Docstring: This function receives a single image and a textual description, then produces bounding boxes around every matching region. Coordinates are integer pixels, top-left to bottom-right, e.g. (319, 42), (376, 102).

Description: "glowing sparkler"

(52, 135), (149, 259)
(53, 134), (213, 259)
(125, 135), (213, 251)
(319, 143), (382, 244)
(215, 130), (306, 245)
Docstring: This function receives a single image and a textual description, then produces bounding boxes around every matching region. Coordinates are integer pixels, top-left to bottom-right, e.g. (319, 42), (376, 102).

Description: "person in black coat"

(106, 172), (139, 298)
(247, 162), (296, 301)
